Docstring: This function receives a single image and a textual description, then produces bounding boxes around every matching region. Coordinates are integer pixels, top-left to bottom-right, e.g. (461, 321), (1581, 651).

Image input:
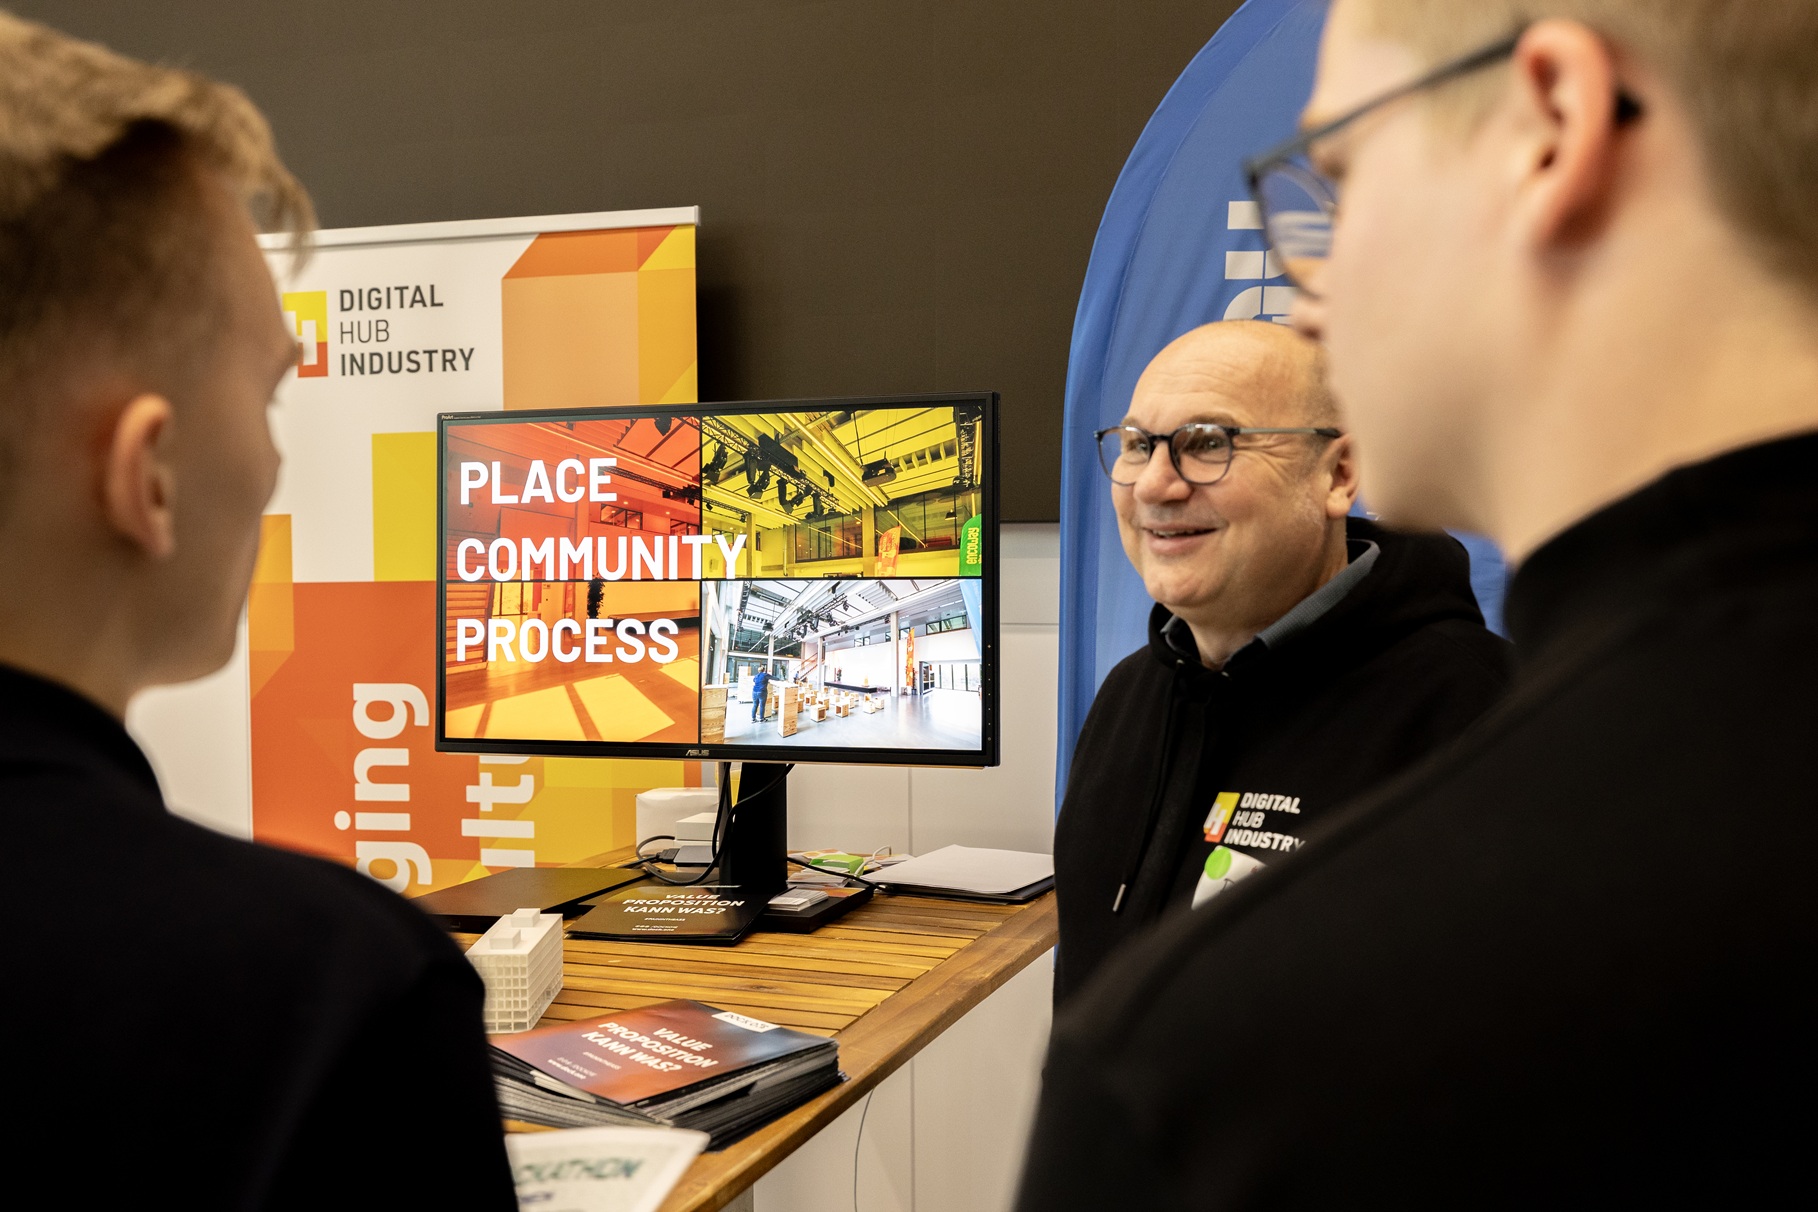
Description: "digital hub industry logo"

(282, 290), (329, 378)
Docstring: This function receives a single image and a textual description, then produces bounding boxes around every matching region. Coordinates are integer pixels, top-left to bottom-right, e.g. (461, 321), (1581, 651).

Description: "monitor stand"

(717, 761), (790, 898)
(567, 763), (871, 943)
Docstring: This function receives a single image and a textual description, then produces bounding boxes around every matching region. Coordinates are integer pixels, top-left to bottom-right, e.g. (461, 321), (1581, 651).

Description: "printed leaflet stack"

(492, 999), (840, 1148)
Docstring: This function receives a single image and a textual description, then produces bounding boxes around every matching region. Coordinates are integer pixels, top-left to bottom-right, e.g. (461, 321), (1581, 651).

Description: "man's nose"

(1130, 443), (1191, 503)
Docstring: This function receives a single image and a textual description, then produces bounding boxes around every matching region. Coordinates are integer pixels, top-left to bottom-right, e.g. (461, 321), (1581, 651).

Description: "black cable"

(641, 765), (735, 886)
(638, 762), (796, 886)
(633, 834), (676, 860)
(794, 859), (884, 889)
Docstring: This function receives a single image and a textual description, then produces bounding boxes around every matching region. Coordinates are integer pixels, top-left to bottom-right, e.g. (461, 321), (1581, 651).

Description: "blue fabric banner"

(1054, 0), (1508, 811)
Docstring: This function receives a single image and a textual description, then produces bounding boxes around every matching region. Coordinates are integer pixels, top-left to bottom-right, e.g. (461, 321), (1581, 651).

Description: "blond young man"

(0, 14), (514, 1206)
(1019, 2), (1818, 1206)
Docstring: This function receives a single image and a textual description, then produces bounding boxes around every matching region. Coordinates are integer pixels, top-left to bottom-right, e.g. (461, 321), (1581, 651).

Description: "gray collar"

(1254, 539), (1379, 649)
(1161, 539), (1381, 664)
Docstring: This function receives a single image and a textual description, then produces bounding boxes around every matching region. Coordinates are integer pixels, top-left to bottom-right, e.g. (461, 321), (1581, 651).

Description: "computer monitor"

(435, 395), (998, 920)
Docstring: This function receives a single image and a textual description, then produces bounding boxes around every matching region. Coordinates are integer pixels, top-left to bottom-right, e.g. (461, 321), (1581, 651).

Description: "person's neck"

(1484, 224), (1818, 564)
(1177, 526), (1351, 669)
(0, 552), (146, 719)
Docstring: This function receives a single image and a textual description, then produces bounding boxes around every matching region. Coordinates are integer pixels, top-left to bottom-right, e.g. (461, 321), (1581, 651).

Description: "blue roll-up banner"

(1055, 0), (1508, 811)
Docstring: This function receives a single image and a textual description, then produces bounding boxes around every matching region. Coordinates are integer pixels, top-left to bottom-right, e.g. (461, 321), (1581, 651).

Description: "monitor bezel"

(434, 393), (1000, 768)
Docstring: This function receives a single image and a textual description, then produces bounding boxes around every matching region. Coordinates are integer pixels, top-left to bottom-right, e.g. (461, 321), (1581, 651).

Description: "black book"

(411, 865), (643, 932)
(492, 1000), (841, 1149)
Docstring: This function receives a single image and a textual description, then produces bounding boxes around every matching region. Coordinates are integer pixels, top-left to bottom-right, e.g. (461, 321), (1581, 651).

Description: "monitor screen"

(436, 396), (998, 766)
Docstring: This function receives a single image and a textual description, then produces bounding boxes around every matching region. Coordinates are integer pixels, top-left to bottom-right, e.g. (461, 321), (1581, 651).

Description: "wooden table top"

(455, 862), (1056, 1212)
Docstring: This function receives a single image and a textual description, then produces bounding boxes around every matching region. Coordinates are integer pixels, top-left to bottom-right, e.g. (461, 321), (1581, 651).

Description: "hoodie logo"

(1203, 791), (1240, 843)
(1205, 791), (1306, 851)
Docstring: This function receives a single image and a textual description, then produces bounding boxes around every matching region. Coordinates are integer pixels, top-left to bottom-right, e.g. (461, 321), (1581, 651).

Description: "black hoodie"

(1052, 516), (1511, 1004)
(1018, 433), (1818, 1211)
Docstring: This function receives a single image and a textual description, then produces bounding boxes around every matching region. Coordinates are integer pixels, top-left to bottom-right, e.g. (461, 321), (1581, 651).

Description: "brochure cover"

(566, 883), (766, 944)
(494, 1000), (835, 1108)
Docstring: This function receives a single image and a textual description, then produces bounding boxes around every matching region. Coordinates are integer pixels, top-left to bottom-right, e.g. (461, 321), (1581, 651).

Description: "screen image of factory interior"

(698, 403), (985, 752)
(701, 579), (982, 749)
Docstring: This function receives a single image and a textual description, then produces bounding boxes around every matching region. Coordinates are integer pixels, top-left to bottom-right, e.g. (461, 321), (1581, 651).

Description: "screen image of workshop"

(697, 404), (985, 581)
(700, 578), (983, 750)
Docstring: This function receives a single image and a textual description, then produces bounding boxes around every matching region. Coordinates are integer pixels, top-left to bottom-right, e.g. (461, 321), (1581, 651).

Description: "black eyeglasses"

(1243, 31), (1525, 297)
(1095, 422), (1342, 487)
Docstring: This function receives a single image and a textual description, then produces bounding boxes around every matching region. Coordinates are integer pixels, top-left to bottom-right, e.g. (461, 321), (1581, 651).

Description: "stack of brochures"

(492, 999), (841, 1149)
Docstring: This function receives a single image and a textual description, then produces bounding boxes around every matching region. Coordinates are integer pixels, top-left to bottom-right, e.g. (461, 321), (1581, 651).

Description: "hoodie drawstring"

(1111, 659), (1187, 914)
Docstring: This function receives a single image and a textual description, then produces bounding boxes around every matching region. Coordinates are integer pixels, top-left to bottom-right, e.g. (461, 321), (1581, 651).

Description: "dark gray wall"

(19, 0), (1241, 520)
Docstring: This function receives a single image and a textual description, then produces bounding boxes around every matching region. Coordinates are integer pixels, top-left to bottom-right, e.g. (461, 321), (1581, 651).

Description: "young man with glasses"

(1051, 319), (1509, 1004)
(1020, 2), (1818, 1206)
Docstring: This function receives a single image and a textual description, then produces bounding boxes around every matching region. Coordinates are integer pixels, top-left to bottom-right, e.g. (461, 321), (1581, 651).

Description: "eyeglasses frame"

(1095, 422), (1344, 487)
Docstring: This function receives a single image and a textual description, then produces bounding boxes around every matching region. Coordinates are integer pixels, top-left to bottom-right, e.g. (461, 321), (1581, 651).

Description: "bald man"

(1052, 320), (1510, 1003)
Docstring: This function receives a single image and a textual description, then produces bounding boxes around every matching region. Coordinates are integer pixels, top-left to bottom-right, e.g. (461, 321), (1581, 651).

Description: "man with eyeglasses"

(1019, 2), (1818, 1207)
(1051, 319), (1509, 1005)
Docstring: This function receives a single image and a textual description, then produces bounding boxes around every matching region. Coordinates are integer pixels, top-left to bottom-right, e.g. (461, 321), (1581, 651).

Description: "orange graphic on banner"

(501, 225), (697, 410)
(251, 580), (475, 887)
(249, 579), (695, 892)
(248, 515), (295, 697)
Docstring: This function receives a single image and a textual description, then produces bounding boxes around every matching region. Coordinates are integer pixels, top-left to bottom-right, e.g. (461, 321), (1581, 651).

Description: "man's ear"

(102, 393), (177, 559)
(1506, 19), (1629, 251)
(1323, 433), (1360, 520)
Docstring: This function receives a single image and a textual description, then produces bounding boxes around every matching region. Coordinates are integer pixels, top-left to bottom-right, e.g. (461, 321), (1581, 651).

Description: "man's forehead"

(1129, 340), (1305, 426)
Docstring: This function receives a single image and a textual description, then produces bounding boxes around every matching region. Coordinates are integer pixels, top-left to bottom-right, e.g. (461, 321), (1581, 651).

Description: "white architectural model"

(466, 908), (564, 1033)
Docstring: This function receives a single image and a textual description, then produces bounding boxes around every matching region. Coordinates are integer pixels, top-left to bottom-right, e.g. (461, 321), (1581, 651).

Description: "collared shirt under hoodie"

(1052, 516), (1511, 1005)
(1021, 432), (1818, 1209)
(0, 665), (516, 1210)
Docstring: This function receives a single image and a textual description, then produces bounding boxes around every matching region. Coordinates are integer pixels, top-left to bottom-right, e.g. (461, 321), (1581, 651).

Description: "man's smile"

(1137, 520), (1223, 557)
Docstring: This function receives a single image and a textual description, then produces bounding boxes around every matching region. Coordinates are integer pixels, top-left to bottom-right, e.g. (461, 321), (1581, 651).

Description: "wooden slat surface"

(462, 857), (1055, 1212)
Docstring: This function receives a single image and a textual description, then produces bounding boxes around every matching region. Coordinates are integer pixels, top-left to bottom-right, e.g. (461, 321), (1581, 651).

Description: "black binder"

(412, 865), (644, 932)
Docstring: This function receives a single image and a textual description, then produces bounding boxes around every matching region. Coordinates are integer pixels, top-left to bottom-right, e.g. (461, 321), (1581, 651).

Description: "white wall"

(824, 641), (897, 690)
(758, 521), (1059, 1212)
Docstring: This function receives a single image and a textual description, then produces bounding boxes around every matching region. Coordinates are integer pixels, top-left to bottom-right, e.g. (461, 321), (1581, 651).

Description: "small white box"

(467, 907), (564, 1033)
(635, 787), (719, 849)
(674, 811), (719, 844)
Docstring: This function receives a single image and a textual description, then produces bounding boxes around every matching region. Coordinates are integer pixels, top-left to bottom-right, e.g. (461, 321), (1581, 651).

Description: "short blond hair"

(0, 10), (313, 513)
(1359, 1), (1818, 297)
